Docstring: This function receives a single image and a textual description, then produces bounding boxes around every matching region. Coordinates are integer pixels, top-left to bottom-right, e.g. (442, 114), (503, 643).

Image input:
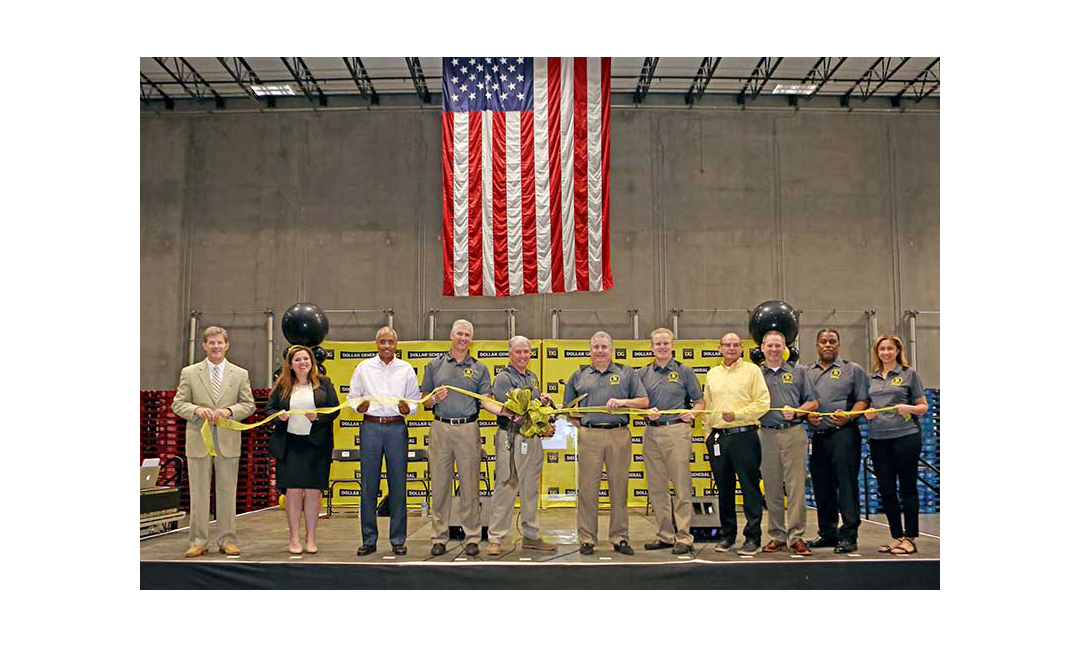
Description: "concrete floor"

(141, 506), (939, 564)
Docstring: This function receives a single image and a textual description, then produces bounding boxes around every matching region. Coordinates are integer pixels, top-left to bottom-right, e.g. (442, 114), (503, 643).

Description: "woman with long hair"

(864, 334), (928, 555)
(265, 345), (339, 554)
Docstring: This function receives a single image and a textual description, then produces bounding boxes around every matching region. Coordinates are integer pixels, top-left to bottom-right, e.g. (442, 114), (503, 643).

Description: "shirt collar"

(720, 358), (744, 371)
(763, 361), (787, 373)
(507, 364), (529, 378)
(652, 358), (677, 372)
(206, 358), (227, 372)
(445, 352), (475, 365)
(588, 363), (615, 375)
(814, 358), (842, 373)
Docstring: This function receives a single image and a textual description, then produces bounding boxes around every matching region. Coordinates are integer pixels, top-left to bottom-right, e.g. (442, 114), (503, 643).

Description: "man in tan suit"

(172, 326), (255, 557)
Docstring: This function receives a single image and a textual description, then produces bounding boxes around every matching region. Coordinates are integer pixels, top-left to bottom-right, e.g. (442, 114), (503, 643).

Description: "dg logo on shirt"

(782, 373), (794, 384)
(462, 367), (473, 378)
(610, 374), (621, 385)
(830, 368), (842, 379)
(668, 371), (680, 382)
(891, 376), (904, 385)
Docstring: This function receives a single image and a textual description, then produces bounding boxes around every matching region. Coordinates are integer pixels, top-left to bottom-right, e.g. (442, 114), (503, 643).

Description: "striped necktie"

(211, 365), (222, 401)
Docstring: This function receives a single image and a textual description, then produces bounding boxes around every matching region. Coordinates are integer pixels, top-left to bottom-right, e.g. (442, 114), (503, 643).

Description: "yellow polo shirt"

(701, 358), (771, 429)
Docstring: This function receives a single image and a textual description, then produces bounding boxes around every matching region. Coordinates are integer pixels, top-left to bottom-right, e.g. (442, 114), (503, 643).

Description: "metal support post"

(188, 311), (200, 365)
(905, 310), (919, 371)
(428, 309), (438, 340)
(628, 309), (639, 339)
(866, 309), (878, 368)
(671, 309), (682, 339)
(551, 309), (561, 339)
(384, 308), (394, 330)
(265, 309), (274, 387)
(506, 309), (517, 338)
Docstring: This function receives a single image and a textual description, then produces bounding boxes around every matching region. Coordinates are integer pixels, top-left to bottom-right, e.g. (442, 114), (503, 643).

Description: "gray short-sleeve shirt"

(867, 365), (925, 440)
(805, 359), (869, 432)
(563, 362), (646, 427)
(420, 353), (492, 419)
(759, 361), (815, 427)
(492, 365), (541, 428)
(636, 359), (702, 424)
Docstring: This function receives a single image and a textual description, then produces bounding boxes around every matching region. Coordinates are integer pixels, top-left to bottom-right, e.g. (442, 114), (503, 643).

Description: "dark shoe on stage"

(834, 540), (858, 554)
(763, 539), (787, 553)
(392, 544), (407, 556)
(790, 539), (812, 555)
(737, 541), (760, 555)
(644, 539), (675, 550)
(522, 537), (558, 552)
(672, 543), (692, 555)
(464, 542), (480, 556)
(580, 542), (595, 555)
(714, 538), (736, 552)
(357, 545), (377, 556)
(431, 543), (447, 556)
(614, 540), (635, 556)
(807, 536), (838, 548)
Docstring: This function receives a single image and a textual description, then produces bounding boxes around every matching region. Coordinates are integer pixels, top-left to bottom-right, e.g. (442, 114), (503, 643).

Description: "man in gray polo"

(758, 330), (818, 555)
(563, 331), (649, 556)
(639, 327), (703, 555)
(805, 328), (869, 554)
(421, 319), (503, 557)
(485, 336), (559, 555)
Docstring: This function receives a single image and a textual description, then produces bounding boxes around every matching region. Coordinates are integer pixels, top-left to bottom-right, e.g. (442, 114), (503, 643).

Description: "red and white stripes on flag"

(441, 57), (611, 296)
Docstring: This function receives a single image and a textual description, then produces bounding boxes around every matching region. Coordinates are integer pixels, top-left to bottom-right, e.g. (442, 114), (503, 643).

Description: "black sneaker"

(430, 542), (446, 556)
(392, 545), (407, 555)
(737, 541), (760, 555)
(357, 545), (377, 556)
(672, 543), (692, 555)
(834, 540), (858, 554)
(464, 542), (480, 556)
(580, 542), (595, 555)
(613, 540), (635, 556)
(806, 536), (838, 548)
(644, 539), (675, 550)
(714, 538), (736, 552)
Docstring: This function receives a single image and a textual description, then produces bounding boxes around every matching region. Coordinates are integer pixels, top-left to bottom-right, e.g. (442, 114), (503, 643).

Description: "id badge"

(521, 440), (529, 456)
(713, 442), (721, 457)
(808, 438), (813, 456)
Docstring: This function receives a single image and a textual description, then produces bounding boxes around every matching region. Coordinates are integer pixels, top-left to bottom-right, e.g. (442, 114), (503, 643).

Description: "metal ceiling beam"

(343, 57), (380, 105)
(632, 57), (660, 104)
(140, 72), (173, 109)
(217, 57), (272, 109)
(841, 57), (911, 107)
(684, 57), (721, 105)
(736, 57), (784, 105)
(280, 57), (327, 107)
(792, 57), (848, 106)
(152, 57), (225, 108)
(891, 58), (940, 105)
(404, 57), (432, 103)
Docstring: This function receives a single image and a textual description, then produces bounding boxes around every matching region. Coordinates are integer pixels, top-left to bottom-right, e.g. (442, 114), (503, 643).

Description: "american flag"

(441, 57), (612, 296)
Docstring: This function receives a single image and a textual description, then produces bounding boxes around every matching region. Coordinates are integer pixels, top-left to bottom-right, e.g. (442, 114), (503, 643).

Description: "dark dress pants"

(869, 432), (922, 539)
(360, 420), (408, 547)
(808, 424), (862, 543)
(707, 428), (763, 545)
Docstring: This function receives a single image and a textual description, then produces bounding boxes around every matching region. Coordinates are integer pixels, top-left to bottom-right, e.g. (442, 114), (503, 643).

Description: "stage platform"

(140, 506), (939, 589)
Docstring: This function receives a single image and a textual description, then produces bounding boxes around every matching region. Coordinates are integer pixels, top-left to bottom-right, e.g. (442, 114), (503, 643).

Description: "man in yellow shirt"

(702, 331), (771, 555)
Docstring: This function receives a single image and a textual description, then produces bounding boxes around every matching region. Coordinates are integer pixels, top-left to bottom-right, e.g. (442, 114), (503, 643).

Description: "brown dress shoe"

(485, 542), (502, 556)
(184, 544), (209, 558)
(219, 541), (241, 556)
(762, 539), (787, 553)
(522, 537), (558, 551)
(789, 539), (811, 555)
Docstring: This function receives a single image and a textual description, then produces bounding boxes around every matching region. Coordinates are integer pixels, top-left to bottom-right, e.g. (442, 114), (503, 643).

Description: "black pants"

(808, 425), (862, 543)
(869, 433), (922, 539)
(707, 428), (763, 544)
(360, 421), (409, 547)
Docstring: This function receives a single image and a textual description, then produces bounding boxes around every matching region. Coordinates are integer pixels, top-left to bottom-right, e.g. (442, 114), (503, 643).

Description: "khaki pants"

(429, 420), (482, 544)
(576, 426), (631, 545)
(487, 427), (544, 543)
(642, 422), (694, 545)
(759, 425), (809, 544)
(187, 428), (239, 547)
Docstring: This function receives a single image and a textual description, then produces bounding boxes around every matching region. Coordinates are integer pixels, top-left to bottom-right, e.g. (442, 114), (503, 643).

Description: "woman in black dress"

(266, 345), (339, 554)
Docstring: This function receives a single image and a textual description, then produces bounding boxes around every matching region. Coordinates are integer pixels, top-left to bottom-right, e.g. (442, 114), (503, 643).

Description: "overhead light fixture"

(250, 84), (296, 96)
(772, 84), (817, 95)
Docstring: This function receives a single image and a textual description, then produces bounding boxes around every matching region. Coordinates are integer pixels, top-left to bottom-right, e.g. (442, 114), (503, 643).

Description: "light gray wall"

(141, 107), (939, 389)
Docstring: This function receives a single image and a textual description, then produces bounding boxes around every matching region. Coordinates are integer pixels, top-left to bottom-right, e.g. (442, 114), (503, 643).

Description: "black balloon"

(749, 347), (765, 365)
(786, 345), (800, 364)
(281, 303), (330, 348)
(748, 300), (800, 346)
(312, 346), (328, 363)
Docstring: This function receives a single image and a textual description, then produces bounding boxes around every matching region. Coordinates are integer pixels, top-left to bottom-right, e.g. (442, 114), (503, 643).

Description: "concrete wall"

(141, 107), (939, 389)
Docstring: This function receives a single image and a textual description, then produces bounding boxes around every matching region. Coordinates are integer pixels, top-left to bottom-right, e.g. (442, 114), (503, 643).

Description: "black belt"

(711, 424), (759, 435)
(582, 422), (621, 429)
(645, 419), (685, 427)
(363, 415), (404, 424)
(761, 421), (802, 430)
(812, 422), (859, 435)
(434, 414), (478, 425)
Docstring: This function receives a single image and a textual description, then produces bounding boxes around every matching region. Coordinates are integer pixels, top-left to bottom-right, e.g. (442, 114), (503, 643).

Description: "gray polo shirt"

(420, 352), (492, 419)
(805, 359), (869, 432)
(492, 364), (541, 429)
(563, 362), (646, 427)
(636, 358), (702, 424)
(760, 361), (815, 428)
(867, 365), (925, 440)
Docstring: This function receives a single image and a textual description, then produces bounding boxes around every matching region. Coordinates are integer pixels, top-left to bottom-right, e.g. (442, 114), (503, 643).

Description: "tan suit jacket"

(172, 359), (256, 458)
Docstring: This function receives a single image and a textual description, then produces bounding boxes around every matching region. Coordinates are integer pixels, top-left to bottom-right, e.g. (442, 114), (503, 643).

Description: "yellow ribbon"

(199, 384), (902, 456)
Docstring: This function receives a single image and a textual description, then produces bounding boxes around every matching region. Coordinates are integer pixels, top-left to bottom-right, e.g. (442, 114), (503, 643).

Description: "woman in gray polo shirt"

(864, 334), (929, 555)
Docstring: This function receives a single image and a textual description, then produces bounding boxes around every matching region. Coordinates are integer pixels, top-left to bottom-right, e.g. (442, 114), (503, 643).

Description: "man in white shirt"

(349, 326), (421, 556)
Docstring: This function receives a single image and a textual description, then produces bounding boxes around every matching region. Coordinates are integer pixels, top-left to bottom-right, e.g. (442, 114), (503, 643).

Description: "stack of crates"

(140, 390), (188, 506)
(235, 389), (277, 511)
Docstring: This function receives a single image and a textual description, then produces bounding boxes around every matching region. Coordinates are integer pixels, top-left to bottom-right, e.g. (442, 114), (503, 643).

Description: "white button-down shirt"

(348, 356), (421, 417)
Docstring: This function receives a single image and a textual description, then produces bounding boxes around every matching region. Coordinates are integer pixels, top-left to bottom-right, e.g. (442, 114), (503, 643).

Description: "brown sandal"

(878, 538), (903, 553)
(890, 537), (917, 555)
